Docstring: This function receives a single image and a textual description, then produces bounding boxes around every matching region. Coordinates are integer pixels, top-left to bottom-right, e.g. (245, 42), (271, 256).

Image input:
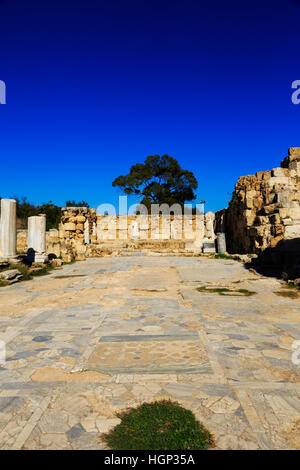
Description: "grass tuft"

(213, 254), (232, 260)
(196, 286), (256, 296)
(102, 400), (214, 450)
(274, 290), (299, 299)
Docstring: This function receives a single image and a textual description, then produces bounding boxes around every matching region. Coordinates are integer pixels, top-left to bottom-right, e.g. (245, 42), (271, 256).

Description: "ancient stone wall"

(216, 147), (300, 257)
(14, 207), (217, 262)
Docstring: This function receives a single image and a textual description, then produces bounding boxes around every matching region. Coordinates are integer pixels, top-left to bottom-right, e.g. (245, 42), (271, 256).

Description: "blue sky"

(0, 0), (300, 212)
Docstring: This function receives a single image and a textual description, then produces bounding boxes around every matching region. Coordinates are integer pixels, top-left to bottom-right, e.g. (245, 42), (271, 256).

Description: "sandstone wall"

(17, 208), (217, 261)
(216, 147), (300, 257)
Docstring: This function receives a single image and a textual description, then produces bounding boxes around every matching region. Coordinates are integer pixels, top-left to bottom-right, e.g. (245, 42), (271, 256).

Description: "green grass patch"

(0, 279), (10, 288)
(102, 400), (214, 450)
(9, 263), (54, 281)
(235, 289), (256, 297)
(197, 286), (230, 293)
(196, 286), (256, 296)
(31, 265), (54, 277)
(274, 290), (299, 299)
(213, 253), (232, 260)
(10, 263), (32, 280)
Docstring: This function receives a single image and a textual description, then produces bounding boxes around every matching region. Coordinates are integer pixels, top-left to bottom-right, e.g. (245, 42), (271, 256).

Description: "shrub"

(102, 400), (214, 450)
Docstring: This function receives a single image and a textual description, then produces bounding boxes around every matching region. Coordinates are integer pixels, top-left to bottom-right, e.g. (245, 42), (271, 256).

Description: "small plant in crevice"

(213, 253), (232, 260)
(196, 286), (256, 296)
(274, 290), (299, 299)
(101, 400), (214, 450)
(9, 263), (55, 281)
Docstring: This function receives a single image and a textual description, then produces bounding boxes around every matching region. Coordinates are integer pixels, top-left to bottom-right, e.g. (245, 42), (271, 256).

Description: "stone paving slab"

(0, 256), (300, 449)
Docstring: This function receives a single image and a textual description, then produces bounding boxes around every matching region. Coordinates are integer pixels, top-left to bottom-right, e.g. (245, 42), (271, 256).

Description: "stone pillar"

(217, 233), (226, 254)
(203, 212), (216, 253)
(84, 219), (90, 244)
(0, 199), (17, 259)
(28, 215), (48, 262)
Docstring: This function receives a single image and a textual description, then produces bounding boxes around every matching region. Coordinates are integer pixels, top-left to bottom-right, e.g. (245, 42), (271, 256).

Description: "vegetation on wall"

(65, 200), (90, 208)
(0, 197), (90, 230)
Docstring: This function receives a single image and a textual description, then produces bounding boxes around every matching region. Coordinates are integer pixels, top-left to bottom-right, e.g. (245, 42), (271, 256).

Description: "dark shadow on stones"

(243, 238), (300, 280)
(17, 248), (35, 267)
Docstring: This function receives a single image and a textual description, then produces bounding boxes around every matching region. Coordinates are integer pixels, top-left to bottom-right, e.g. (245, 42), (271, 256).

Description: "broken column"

(217, 233), (226, 254)
(203, 212), (216, 253)
(84, 219), (90, 244)
(0, 199), (17, 259)
(28, 215), (48, 263)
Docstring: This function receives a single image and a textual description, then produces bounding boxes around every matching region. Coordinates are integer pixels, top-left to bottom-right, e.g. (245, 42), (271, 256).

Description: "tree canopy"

(65, 200), (89, 208)
(112, 155), (198, 209)
(0, 196), (62, 230)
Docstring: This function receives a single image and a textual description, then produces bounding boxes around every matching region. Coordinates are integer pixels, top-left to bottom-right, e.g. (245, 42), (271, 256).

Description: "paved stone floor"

(0, 255), (300, 449)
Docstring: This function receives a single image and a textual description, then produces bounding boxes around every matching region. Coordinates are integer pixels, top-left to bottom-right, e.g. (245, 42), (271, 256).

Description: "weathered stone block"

(285, 224), (300, 239)
(63, 223), (76, 231)
(266, 176), (290, 187)
(271, 167), (288, 177)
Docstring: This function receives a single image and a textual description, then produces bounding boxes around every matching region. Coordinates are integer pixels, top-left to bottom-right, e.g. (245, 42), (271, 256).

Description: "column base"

(202, 240), (216, 254)
(33, 253), (49, 263)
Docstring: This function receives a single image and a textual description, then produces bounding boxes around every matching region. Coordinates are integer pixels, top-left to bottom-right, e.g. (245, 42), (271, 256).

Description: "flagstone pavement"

(0, 255), (300, 450)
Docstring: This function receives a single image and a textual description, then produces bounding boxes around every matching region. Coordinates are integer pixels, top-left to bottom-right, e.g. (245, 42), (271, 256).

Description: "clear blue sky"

(0, 0), (300, 212)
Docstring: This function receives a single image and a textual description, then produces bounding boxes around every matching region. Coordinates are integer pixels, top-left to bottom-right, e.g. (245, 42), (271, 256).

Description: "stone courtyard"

(0, 255), (300, 450)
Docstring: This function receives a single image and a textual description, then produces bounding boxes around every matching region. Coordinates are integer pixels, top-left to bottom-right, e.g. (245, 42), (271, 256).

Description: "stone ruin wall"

(16, 208), (217, 262)
(215, 147), (300, 277)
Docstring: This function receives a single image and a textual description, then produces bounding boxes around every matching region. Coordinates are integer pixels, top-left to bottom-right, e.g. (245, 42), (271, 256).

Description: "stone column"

(203, 212), (216, 253)
(84, 219), (90, 244)
(28, 215), (47, 262)
(217, 233), (226, 254)
(0, 199), (17, 259)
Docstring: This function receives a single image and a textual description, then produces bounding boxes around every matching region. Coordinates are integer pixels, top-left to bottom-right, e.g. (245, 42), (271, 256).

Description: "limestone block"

(277, 190), (292, 206)
(63, 223), (76, 231)
(265, 193), (277, 205)
(75, 253), (86, 261)
(266, 176), (290, 187)
(263, 204), (277, 215)
(271, 167), (288, 177)
(245, 191), (256, 209)
(279, 208), (290, 219)
(76, 224), (84, 231)
(48, 229), (59, 238)
(289, 147), (300, 158)
(118, 215), (128, 229)
(289, 207), (300, 220)
(285, 225), (300, 239)
(256, 170), (271, 181)
(75, 216), (86, 223)
(47, 242), (61, 258)
(282, 218), (293, 226)
(244, 210), (256, 226)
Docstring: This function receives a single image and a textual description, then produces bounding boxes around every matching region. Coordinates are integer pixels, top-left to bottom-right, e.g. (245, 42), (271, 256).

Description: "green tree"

(112, 155), (198, 209)
(14, 196), (36, 220)
(7, 197), (62, 230)
(65, 200), (90, 208)
(37, 201), (61, 230)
